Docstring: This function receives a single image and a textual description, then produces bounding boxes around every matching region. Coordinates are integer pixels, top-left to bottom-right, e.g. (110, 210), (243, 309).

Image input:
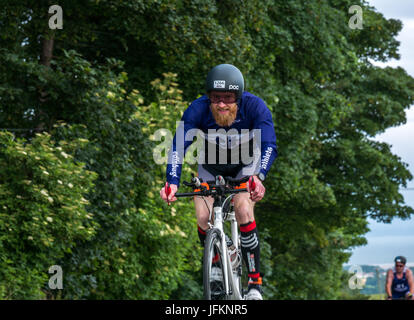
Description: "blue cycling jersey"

(166, 91), (278, 187)
(392, 268), (410, 299)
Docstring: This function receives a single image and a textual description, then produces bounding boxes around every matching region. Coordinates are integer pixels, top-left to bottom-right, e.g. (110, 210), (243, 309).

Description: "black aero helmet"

(205, 64), (244, 100)
(395, 256), (407, 264)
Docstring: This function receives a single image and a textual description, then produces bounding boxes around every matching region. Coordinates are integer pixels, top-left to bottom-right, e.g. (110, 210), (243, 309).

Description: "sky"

(347, 0), (414, 266)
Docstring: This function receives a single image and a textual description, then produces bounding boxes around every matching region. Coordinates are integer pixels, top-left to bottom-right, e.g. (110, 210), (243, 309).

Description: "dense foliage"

(0, 130), (97, 298)
(0, 0), (413, 299)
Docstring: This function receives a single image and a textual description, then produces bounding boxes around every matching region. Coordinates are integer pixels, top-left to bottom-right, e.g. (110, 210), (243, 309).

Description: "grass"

(369, 293), (385, 300)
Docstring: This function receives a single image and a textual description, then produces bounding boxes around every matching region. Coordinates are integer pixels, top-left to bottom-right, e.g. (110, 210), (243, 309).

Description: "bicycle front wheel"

(203, 228), (228, 300)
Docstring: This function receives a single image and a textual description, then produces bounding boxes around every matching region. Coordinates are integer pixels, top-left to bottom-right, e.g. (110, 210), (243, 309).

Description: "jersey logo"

(214, 80), (225, 89)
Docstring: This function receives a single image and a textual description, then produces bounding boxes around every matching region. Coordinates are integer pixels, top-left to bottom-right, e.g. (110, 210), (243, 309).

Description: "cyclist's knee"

(196, 214), (209, 230)
(234, 201), (254, 224)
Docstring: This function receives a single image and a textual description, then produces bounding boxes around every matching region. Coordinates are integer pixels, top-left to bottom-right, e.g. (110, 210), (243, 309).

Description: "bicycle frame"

(210, 196), (243, 300)
(170, 175), (251, 300)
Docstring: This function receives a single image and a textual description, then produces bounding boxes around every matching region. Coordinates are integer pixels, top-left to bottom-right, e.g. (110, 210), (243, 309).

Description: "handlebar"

(169, 175), (252, 199)
(175, 188), (248, 198)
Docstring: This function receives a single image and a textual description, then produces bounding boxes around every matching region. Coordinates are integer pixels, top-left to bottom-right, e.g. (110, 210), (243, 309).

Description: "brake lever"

(165, 182), (171, 206)
(248, 176), (256, 200)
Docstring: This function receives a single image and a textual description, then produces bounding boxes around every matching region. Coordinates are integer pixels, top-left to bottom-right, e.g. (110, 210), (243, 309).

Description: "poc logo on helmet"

(229, 85), (239, 90)
(214, 80), (226, 89)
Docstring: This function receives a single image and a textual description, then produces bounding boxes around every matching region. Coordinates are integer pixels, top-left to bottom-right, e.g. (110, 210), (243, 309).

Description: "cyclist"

(385, 256), (414, 300)
(160, 64), (277, 300)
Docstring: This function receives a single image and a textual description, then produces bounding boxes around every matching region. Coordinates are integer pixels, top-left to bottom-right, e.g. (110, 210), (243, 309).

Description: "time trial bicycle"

(166, 174), (255, 300)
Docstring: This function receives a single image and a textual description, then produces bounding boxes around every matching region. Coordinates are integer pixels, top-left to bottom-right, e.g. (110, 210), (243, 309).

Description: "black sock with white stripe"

(240, 221), (261, 288)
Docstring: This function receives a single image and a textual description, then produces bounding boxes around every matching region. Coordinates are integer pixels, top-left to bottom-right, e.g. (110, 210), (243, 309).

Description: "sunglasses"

(209, 93), (237, 104)
(395, 264), (405, 267)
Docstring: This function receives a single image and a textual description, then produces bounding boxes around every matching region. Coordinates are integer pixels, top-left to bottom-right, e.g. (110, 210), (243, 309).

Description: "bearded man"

(160, 64), (277, 300)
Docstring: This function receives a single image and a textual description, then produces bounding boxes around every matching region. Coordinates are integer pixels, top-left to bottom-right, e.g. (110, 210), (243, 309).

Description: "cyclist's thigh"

(194, 196), (214, 230)
(233, 164), (257, 224)
(233, 192), (255, 224)
(194, 164), (216, 230)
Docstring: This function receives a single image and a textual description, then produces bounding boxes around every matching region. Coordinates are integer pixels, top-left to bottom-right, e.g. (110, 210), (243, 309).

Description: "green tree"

(0, 130), (97, 299)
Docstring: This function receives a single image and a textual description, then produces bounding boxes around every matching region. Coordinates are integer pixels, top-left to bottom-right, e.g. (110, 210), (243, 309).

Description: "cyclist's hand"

(248, 176), (265, 202)
(160, 183), (178, 204)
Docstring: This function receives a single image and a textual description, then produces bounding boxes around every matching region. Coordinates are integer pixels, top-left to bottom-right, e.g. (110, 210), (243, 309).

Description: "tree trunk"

(40, 36), (54, 68)
(37, 34), (55, 132)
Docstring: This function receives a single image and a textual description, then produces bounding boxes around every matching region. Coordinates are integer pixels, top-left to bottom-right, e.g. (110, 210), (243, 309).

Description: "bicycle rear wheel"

(203, 228), (228, 300)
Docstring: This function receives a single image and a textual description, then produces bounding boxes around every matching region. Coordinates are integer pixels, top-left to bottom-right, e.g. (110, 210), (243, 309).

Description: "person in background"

(385, 256), (414, 300)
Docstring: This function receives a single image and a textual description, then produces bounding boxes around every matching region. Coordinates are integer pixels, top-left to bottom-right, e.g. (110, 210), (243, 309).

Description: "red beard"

(210, 103), (238, 127)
